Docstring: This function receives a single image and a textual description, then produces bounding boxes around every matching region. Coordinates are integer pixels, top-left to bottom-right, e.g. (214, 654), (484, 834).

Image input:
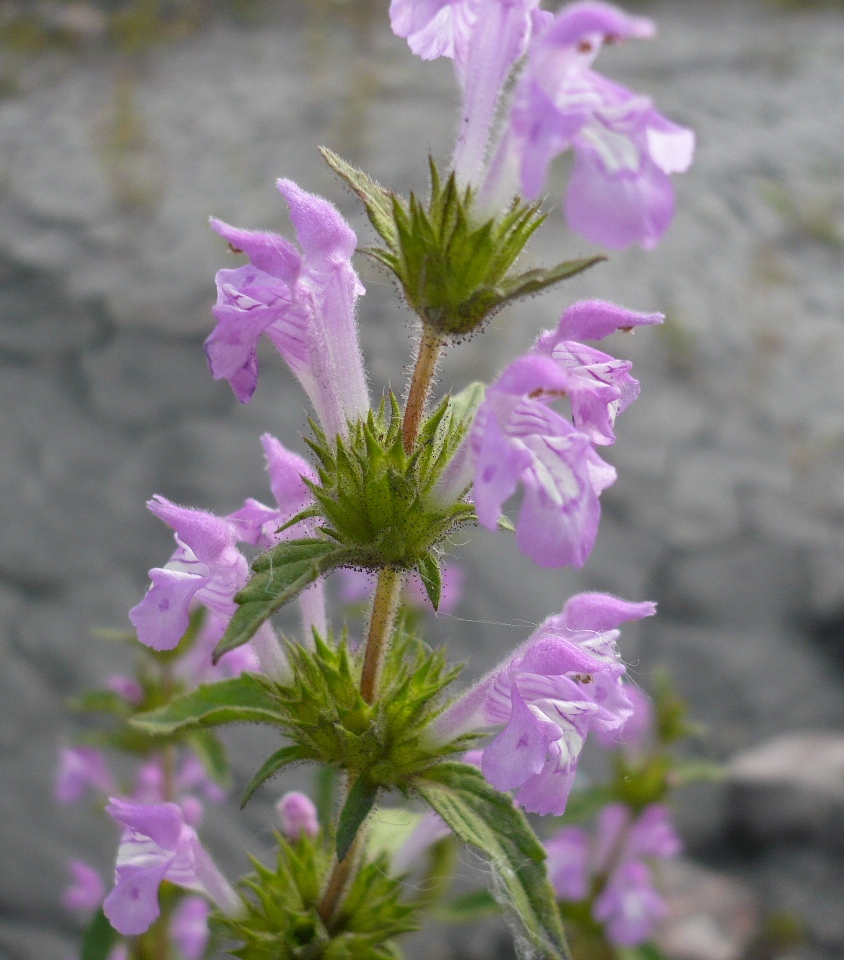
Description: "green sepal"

(187, 729), (231, 790)
(214, 539), (352, 662)
(414, 761), (570, 960)
(416, 554), (442, 611)
(302, 397), (475, 572)
(261, 626), (469, 789)
(320, 146), (398, 249)
(327, 154), (603, 339)
(131, 675), (284, 736)
(241, 744), (312, 809)
(494, 256), (605, 309)
(215, 833), (419, 960)
(80, 908), (118, 960)
(337, 779), (379, 860)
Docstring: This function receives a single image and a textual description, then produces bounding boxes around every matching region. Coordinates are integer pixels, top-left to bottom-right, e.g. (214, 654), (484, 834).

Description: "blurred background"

(0, 0), (843, 957)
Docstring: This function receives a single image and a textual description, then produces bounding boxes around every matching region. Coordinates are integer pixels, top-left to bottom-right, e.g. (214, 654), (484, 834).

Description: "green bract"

(213, 834), (418, 960)
(261, 629), (467, 788)
(301, 394), (474, 571)
(203, 389), (483, 661)
(321, 148), (604, 338)
(133, 626), (473, 802)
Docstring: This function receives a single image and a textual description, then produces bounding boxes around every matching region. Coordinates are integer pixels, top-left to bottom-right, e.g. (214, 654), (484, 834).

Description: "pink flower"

(533, 300), (663, 446)
(546, 802), (681, 946)
(227, 433), (327, 640)
(61, 860), (105, 914)
(491, 1), (694, 249)
(207, 181), (369, 438)
(56, 747), (115, 804)
(105, 675), (144, 706)
(435, 593), (655, 814)
(171, 896), (211, 960)
(129, 498), (248, 653)
(470, 354), (617, 568)
(103, 799), (239, 936)
(593, 860), (669, 946)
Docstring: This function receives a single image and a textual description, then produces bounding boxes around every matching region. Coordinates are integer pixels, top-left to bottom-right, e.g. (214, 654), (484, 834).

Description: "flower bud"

(275, 792), (319, 840)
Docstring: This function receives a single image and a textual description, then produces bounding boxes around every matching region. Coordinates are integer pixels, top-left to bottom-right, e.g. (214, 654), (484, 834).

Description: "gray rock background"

(1, 0), (843, 957)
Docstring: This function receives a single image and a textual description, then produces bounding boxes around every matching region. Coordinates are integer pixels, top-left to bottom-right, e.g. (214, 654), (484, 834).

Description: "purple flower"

(593, 682), (652, 753)
(395, 0), (553, 185)
(469, 353), (617, 568)
(546, 801), (681, 945)
(227, 433), (328, 641)
(545, 828), (589, 900)
(593, 861), (668, 946)
(129, 497), (248, 653)
(56, 747), (115, 804)
(176, 611), (262, 685)
(62, 860), (105, 913)
(391, 0), (552, 184)
(436, 593), (655, 814)
(133, 754), (228, 810)
(207, 180), (369, 437)
(171, 896), (211, 960)
(489, 1), (694, 249)
(103, 799), (239, 936)
(104, 674), (144, 706)
(276, 792), (320, 840)
(533, 299), (663, 445)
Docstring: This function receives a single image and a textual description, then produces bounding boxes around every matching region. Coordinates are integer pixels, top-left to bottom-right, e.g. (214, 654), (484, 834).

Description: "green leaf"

(131, 676), (283, 736)
(616, 944), (670, 960)
(415, 762), (570, 960)
(319, 146), (398, 249)
(216, 539), (350, 661)
(337, 778), (379, 861)
(80, 908), (118, 960)
(496, 256), (606, 310)
(435, 888), (499, 923)
(186, 729), (231, 790)
(68, 689), (132, 717)
(240, 744), (310, 809)
(416, 554), (442, 611)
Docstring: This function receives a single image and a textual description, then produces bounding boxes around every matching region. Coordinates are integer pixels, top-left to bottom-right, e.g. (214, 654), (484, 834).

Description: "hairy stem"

(318, 567), (403, 923)
(402, 327), (443, 454)
(317, 829), (363, 928)
(318, 325), (443, 924)
(359, 566), (403, 705)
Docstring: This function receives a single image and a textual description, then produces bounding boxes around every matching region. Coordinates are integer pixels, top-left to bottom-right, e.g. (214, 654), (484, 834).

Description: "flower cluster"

(56, 742), (230, 956)
(58, 1), (698, 957)
(435, 593), (655, 814)
(391, 0), (694, 249)
(206, 181), (369, 437)
(443, 298), (663, 568)
(548, 803), (681, 946)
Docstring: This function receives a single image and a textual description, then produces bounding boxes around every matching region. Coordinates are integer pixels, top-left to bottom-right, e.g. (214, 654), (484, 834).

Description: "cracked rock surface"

(1, 1), (843, 957)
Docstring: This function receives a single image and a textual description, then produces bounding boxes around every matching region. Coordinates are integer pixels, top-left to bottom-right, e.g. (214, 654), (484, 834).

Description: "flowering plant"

(58, 2), (703, 958)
